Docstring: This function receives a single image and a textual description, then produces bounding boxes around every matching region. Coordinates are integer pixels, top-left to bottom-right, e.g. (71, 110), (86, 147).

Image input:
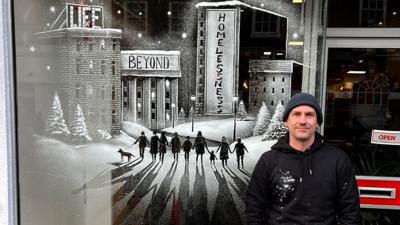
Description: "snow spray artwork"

(15, 0), (307, 224)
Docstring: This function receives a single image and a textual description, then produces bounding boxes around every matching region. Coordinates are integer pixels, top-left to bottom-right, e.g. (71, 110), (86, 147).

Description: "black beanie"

(282, 93), (323, 125)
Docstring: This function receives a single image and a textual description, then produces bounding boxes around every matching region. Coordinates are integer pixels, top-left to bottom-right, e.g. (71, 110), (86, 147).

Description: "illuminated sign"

(205, 9), (239, 115)
(121, 51), (180, 71)
(357, 176), (400, 209)
(371, 130), (400, 145)
(67, 3), (103, 28)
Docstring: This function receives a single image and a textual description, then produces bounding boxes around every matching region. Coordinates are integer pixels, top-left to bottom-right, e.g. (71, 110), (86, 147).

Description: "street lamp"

(190, 95), (196, 132)
(171, 103), (176, 128)
(233, 95), (239, 141)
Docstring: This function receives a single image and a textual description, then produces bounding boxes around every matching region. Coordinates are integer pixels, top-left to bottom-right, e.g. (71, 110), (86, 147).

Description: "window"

(152, 102), (156, 109)
(282, 77), (285, 82)
(125, 1), (147, 31)
(166, 102), (170, 110)
(76, 58), (81, 74)
(112, 86), (116, 101)
(101, 39), (105, 50)
(272, 88), (275, 93)
(75, 84), (81, 98)
(101, 60), (106, 75)
(112, 39), (117, 51)
(88, 42), (95, 51)
(273, 77), (275, 82)
(111, 61), (116, 75)
(152, 112), (156, 120)
(166, 91), (170, 99)
(271, 100), (274, 106)
(137, 91), (142, 98)
(112, 108), (117, 124)
(360, 0), (385, 27)
(263, 87), (266, 93)
(169, 2), (187, 31)
(282, 88), (284, 93)
(252, 11), (279, 37)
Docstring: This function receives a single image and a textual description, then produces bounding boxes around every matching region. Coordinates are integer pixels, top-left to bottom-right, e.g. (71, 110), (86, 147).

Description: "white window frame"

(251, 10), (280, 38)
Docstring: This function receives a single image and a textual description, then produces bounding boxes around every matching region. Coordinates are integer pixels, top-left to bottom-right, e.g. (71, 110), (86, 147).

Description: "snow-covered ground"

(20, 120), (278, 225)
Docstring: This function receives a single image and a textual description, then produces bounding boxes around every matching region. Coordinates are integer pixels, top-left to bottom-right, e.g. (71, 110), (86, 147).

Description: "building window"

(101, 60), (106, 75)
(271, 100), (274, 106)
(166, 91), (170, 99)
(101, 109), (107, 124)
(101, 85), (106, 100)
(75, 84), (81, 99)
(272, 88), (275, 93)
(360, 0), (385, 27)
(76, 58), (81, 74)
(252, 11), (279, 37)
(89, 60), (94, 73)
(112, 86), (116, 101)
(152, 112), (156, 120)
(152, 102), (156, 109)
(137, 91), (142, 98)
(169, 2), (187, 31)
(166, 102), (170, 110)
(76, 41), (81, 52)
(264, 76), (266, 81)
(282, 88), (285, 93)
(281, 100), (284, 105)
(273, 77), (275, 82)
(111, 61), (116, 75)
(125, 1), (147, 31)
(101, 39), (105, 50)
(88, 42), (95, 51)
(112, 108), (116, 124)
(151, 79), (156, 88)
(263, 87), (266, 93)
(282, 77), (285, 82)
(112, 39), (117, 51)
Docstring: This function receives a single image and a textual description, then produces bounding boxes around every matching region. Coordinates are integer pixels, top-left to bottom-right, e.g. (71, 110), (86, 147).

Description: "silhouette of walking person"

(134, 131), (150, 159)
(208, 150), (217, 167)
(231, 138), (248, 169)
(182, 136), (192, 161)
(192, 131), (209, 164)
(171, 132), (181, 161)
(150, 131), (160, 161)
(216, 136), (231, 167)
(159, 132), (169, 163)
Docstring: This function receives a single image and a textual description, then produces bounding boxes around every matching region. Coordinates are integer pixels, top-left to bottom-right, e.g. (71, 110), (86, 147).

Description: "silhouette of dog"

(117, 148), (134, 162)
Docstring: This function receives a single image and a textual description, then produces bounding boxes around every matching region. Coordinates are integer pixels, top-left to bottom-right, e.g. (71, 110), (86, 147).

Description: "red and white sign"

(371, 130), (400, 146)
(357, 176), (400, 209)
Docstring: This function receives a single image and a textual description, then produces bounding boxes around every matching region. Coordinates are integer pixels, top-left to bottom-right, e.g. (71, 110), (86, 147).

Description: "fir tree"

(45, 92), (70, 138)
(263, 101), (288, 141)
(70, 104), (92, 142)
(189, 106), (196, 120)
(178, 107), (187, 123)
(253, 101), (271, 136)
(237, 100), (248, 120)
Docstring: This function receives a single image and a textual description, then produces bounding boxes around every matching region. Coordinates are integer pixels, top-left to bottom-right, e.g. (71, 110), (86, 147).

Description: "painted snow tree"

(237, 100), (248, 120)
(253, 101), (271, 136)
(188, 106), (196, 120)
(178, 107), (187, 123)
(263, 101), (288, 141)
(45, 92), (70, 138)
(70, 104), (92, 142)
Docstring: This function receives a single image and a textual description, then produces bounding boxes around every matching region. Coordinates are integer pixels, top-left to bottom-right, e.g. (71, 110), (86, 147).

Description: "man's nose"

(298, 114), (307, 123)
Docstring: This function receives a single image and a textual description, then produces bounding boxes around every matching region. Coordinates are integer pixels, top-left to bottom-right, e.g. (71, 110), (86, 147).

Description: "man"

(134, 131), (149, 159)
(246, 93), (360, 225)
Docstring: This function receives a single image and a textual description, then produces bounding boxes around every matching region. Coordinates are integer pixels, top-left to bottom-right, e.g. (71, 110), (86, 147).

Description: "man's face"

(284, 105), (319, 143)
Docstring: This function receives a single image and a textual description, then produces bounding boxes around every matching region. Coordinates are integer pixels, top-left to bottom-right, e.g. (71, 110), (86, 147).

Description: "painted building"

(121, 50), (180, 130)
(36, 3), (122, 136)
(249, 60), (292, 115)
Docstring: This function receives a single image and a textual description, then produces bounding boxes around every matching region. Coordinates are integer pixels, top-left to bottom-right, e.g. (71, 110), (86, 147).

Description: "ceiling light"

(347, 70), (366, 74)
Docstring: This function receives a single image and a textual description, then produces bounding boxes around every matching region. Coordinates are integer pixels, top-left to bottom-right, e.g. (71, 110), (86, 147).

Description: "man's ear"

(284, 121), (288, 128)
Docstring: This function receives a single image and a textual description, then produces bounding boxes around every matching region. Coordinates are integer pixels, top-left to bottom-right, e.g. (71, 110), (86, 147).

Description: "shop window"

(125, 1), (147, 31)
(251, 10), (279, 37)
(169, 2), (187, 31)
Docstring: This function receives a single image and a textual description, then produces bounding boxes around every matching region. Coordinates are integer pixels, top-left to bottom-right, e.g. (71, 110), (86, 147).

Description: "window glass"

(13, 0), (315, 224)
(328, 0), (400, 27)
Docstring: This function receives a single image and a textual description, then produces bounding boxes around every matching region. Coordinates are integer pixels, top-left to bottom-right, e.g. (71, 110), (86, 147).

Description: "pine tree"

(237, 100), (248, 120)
(263, 101), (288, 141)
(70, 104), (92, 142)
(178, 107), (187, 123)
(45, 92), (70, 138)
(253, 101), (271, 136)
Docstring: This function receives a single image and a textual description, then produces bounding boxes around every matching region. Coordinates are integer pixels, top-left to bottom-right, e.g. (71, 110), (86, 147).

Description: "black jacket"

(246, 133), (360, 225)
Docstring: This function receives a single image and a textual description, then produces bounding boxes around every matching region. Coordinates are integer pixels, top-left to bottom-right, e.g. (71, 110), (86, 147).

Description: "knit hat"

(282, 93), (323, 125)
